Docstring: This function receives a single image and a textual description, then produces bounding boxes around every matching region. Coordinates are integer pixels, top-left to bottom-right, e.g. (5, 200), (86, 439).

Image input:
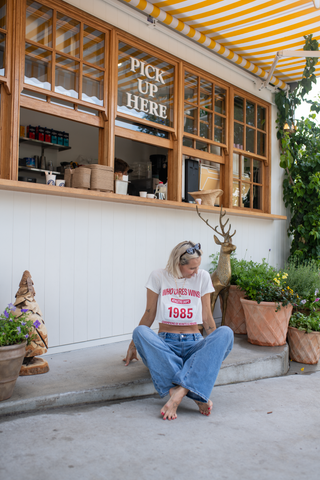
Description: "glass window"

(232, 154), (263, 210)
(215, 86), (226, 114)
(246, 101), (255, 126)
(82, 65), (103, 106)
(117, 42), (174, 128)
(24, 2), (106, 107)
(200, 78), (212, 109)
(184, 71), (227, 150)
(234, 123), (243, 149)
(185, 72), (197, 103)
(0, 32), (5, 76)
(257, 105), (266, 131)
(257, 131), (266, 156)
(184, 104), (197, 135)
(234, 96), (244, 122)
(183, 137), (193, 148)
(55, 55), (79, 98)
(0, 0), (6, 30)
(25, 43), (51, 90)
(246, 127), (255, 153)
(83, 25), (104, 67)
(56, 13), (80, 58)
(26, 0), (52, 47)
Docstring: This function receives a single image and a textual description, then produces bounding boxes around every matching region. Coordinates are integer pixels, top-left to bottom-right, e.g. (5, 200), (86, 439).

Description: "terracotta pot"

(220, 285), (246, 334)
(0, 342), (26, 401)
(240, 298), (292, 346)
(287, 326), (320, 364)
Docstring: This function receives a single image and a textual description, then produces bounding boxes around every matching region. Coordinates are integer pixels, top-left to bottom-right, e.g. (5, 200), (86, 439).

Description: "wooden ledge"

(0, 179), (287, 221)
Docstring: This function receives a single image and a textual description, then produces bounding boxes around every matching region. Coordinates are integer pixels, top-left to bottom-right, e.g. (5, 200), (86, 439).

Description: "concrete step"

(0, 335), (289, 417)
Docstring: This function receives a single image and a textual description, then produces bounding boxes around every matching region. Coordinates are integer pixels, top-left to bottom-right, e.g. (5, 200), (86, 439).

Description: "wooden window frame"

(22, 0), (110, 114)
(0, 0), (273, 216)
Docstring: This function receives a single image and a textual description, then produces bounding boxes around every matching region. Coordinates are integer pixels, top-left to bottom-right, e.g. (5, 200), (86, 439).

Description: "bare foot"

(160, 386), (188, 420)
(195, 399), (213, 416)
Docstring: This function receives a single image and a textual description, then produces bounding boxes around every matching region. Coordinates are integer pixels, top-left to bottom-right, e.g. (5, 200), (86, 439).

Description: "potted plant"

(288, 310), (320, 364)
(238, 266), (296, 346)
(0, 303), (37, 401)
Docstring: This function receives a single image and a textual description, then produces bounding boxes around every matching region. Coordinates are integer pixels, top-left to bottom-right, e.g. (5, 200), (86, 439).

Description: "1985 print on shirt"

(146, 269), (214, 326)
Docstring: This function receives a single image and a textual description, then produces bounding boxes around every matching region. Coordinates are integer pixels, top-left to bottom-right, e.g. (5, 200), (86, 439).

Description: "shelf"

(0, 179), (287, 221)
(19, 137), (71, 153)
(18, 166), (61, 175)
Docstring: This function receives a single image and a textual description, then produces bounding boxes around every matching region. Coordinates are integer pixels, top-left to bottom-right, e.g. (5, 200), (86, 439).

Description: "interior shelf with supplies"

(18, 166), (61, 175)
(19, 137), (71, 156)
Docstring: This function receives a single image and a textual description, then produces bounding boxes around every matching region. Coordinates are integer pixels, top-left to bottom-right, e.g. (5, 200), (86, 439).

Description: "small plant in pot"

(237, 265), (297, 346)
(0, 304), (37, 401)
(288, 290), (320, 364)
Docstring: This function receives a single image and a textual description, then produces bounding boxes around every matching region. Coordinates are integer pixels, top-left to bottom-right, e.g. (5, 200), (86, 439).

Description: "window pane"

(0, 0), (6, 29)
(234, 95), (244, 122)
(257, 105), (266, 131)
(242, 184), (251, 208)
(210, 144), (221, 155)
(214, 115), (225, 144)
(200, 110), (212, 139)
(233, 154), (240, 179)
(246, 127), (255, 153)
(246, 101), (255, 126)
(242, 156), (251, 180)
(185, 71), (197, 103)
(232, 182), (240, 206)
(0, 32), (5, 76)
(183, 137), (193, 148)
(200, 78), (212, 110)
(215, 86), (226, 114)
(253, 160), (262, 184)
(83, 25), (104, 67)
(55, 54), (79, 98)
(56, 12), (80, 58)
(253, 185), (262, 209)
(26, 0), (52, 47)
(82, 65), (103, 106)
(184, 104), (197, 135)
(25, 43), (51, 90)
(117, 42), (174, 128)
(115, 117), (169, 137)
(257, 131), (266, 156)
(234, 122), (243, 149)
(196, 141), (208, 152)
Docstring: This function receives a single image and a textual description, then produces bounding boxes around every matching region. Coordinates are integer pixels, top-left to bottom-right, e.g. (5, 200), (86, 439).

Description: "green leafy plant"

(209, 253), (255, 285)
(284, 258), (320, 299)
(275, 34), (320, 264)
(289, 311), (320, 333)
(0, 304), (37, 347)
(236, 263), (297, 309)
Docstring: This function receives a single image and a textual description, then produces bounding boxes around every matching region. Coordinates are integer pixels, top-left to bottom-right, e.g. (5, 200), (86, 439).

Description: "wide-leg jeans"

(133, 325), (234, 403)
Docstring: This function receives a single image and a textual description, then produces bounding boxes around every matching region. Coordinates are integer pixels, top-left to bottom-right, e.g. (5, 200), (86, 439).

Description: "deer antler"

(196, 206), (236, 240)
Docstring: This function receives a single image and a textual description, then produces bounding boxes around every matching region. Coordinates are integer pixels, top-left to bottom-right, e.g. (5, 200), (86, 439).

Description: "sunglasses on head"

(180, 243), (201, 258)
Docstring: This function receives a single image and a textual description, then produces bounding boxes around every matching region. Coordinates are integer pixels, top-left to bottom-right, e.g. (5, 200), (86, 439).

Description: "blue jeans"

(132, 325), (234, 403)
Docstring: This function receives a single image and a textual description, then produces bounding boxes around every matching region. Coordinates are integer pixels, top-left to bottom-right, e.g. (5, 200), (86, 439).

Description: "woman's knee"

(133, 325), (152, 342)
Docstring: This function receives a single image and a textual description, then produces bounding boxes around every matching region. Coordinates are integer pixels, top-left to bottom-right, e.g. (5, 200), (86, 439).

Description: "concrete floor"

(1, 372), (320, 480)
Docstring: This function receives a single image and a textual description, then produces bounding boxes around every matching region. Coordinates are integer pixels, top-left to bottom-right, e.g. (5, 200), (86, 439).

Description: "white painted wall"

(0, 0), (290, 353)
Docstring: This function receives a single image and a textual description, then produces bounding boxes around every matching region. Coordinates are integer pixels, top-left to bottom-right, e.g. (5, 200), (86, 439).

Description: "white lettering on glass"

(123, 56), (169, 120)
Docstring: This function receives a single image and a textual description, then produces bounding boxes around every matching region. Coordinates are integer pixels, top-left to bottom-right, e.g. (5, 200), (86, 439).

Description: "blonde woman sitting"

(124, 241), (233, 420)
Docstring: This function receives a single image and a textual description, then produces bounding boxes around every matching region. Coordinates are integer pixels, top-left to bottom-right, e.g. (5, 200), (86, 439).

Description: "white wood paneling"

(0, 190), (289, 352)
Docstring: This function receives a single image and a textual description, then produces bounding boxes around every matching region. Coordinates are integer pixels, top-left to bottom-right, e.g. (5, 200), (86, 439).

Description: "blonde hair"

(166, 241), (203, 278)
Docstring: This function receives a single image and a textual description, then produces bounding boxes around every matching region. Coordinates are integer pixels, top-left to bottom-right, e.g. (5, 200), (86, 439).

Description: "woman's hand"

(123, 342), (139, 366)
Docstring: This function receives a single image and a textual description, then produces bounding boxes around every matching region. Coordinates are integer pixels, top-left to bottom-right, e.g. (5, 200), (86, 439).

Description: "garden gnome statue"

(14, 270), (49, 375)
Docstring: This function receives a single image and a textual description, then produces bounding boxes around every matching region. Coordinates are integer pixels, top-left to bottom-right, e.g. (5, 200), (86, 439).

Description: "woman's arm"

(201, 293), (217, 335)
(124, 289), (159, 366)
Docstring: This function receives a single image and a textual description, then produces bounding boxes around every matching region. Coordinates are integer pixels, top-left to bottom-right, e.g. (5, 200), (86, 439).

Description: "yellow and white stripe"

(122, 0), (320, 89)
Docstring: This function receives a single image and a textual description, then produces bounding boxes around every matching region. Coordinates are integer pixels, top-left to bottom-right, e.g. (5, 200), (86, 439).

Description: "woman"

(124, 241), (234, 421)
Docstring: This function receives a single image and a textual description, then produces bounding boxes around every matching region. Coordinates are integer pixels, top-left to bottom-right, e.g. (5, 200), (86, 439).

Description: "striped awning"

(122, 0), (320, 90)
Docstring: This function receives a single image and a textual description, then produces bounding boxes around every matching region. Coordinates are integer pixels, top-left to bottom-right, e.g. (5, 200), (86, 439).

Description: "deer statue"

(196, 206), (236, 324)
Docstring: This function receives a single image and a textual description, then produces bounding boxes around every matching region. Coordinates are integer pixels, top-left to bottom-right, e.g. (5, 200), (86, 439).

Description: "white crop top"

(145, 269), (214, 326)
